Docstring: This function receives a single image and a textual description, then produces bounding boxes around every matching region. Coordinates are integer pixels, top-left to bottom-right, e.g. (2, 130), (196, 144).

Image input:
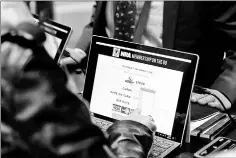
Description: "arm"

(1, 41), (153, 158)
(1, 70), (109, 158)
(2, 71), (153, 158)
(1, 3), (153, 157)
(191, 2), (236, 110)
(107, 120), (153, 158)
(107, 109), (155, 158)
(75, 2), (98, 53)
(60, 2), (100, 68)
(210, 2), (236, 107)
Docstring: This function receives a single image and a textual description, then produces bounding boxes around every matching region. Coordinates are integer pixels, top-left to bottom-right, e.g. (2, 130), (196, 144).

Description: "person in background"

(1, 2), (156, 158)
(25, 1), (54, 19)
(62, 1), (236, 112)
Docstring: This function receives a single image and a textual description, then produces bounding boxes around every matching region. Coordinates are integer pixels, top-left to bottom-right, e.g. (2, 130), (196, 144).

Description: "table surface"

(177, 105), (236, 157)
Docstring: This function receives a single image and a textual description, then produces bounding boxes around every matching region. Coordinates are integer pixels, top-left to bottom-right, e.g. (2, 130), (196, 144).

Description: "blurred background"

(27, 1), (95, 48)
(54, 2), (95, 48)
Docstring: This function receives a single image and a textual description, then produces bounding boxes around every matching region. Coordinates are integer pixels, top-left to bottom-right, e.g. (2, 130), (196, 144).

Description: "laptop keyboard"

(149, 137), (174, 157)
(91, 116), (113, 131)
(92, 116), (174, 158)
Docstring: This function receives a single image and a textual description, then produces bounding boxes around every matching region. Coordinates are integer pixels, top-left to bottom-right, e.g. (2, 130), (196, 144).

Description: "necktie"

(114, 1), (136, 42)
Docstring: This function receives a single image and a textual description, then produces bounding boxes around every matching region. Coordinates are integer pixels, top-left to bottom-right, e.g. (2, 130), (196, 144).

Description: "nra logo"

(112, 48), (120, 57)
(112, 48), (131, 58)
(120, 51), (131, 58)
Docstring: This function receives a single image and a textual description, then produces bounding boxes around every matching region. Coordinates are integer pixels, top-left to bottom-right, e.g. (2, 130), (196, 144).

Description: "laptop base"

(92, 115), (180, 158)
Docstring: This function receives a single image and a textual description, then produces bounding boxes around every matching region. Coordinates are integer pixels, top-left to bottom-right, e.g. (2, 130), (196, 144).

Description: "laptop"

(32, 14), (72, 63)
(83, 35), (199, 158)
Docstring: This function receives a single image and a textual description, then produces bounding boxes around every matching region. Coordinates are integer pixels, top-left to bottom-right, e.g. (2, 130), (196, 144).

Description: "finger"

(1, 42), (12, 66)
(134, 116), (156, 132)
(7, 44), (24, 66)
(198, 95), (215, 104)
(66, 48), (86, 64)
(208, 101), (224, 111)
(66, 48), (85, 55)
(15, 45), (27, 63)
(148, 115), (155, 122)
(65, 47), (74, 53)
(70, 49), (86, 63)
(191, 92), (197, 101)
(60, 57), (77, 66)
(18, 49), (32, 68)
(122, 114), (156, 132)
(208, 102), (222, 110)
(131, 108), (141, 115)
(146, 120), (157, 132)
(206, 89), (231, 110)
(191, 93), (207, 102)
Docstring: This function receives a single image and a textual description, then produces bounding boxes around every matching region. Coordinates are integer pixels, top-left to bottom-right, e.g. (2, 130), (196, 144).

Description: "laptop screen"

(32, 14), (72, 62)
(84, 36), (198, 143)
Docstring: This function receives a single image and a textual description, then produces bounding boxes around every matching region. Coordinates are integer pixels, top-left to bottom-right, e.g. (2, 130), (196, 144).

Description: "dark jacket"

(76, 1), (236, 107)
(1, 24), (153, 158)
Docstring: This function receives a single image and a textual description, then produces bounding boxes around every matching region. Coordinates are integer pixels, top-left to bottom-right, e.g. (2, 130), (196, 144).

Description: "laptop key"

(95, 121), (102, 127)
(103, 124), (110, 130)
(153, 138), (162, 145)
(156, 147), (166, 153)
(155, 140), (173, 149)
(149, 150), (161, 158)
(158, 142), (172, 149)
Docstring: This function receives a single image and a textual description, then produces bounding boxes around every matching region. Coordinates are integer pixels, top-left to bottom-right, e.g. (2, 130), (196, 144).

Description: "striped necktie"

(114, 1), (136, 42)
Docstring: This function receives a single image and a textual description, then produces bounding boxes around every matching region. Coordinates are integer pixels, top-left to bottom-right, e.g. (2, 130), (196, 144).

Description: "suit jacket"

(76, 1), (236, 107)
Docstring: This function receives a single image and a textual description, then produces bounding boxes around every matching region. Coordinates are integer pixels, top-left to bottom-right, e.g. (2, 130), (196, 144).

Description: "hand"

(1, 2), (35, 35)
(59, 48), (86, 67)
(1, 42), (33, 70)
(121, 109), (157, 132)
(191, 88), (231, 111)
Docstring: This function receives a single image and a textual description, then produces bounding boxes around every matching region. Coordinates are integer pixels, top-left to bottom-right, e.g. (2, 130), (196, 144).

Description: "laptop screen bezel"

(32, 14), (72, 63)
(84, 35), (199, 143)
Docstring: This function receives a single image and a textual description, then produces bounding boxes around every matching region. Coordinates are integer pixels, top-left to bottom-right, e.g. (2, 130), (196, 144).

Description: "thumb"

(131, 108), (141, 115)
(65, 48), (86, 64)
